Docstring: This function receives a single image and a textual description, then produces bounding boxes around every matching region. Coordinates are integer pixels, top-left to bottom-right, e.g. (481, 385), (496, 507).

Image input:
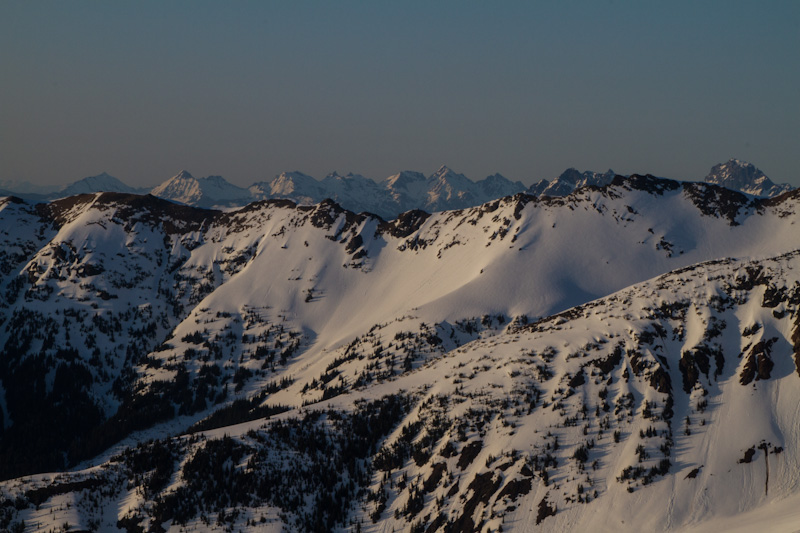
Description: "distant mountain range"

(0, 160), (793, 219)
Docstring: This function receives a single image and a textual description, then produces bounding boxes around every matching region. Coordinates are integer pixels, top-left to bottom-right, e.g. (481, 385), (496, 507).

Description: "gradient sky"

(2, 1), (798, 188)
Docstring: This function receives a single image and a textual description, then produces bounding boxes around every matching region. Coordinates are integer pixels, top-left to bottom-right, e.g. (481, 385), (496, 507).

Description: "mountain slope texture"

(0, 173), (800, 531)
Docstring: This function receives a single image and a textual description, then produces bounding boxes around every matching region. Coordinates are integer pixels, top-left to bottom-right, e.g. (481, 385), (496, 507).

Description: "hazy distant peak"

(265, 171), (318, 189)
(428, 166), (473, 191)
(556, 168), (583, 184)
(151, 171), (250, 207)
(482, 172), (508, 182)
(59, 172), (141, 196)
(477, 173), (526, 197)
(322, 172), (378, 189)
(248, 171), (324, 204)
(173, 170), (195, 180)
(383, 170), (427, 189)
(430, 164), (462, 179)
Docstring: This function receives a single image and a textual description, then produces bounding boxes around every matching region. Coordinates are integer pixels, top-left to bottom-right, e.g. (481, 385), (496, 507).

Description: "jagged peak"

(557, 167), (583, 183)
(384, 170), (427, 188)
(434, 164), (452, 174)
(173, 170), (195, 180)
(278, 170), (315, 180)
(57, 172), (141, 196)
(725, 158), (753, 168)
(429, 165), (470, 184)
(706, 159), (764, 177)
(702, 159), (792, 198)
(261, 171), (318, 188)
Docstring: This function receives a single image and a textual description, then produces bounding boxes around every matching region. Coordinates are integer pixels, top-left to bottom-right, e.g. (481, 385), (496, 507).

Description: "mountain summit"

(57, 172), (146, 197)
(151, 170), (252, 207)
(704, 159), (792, 197)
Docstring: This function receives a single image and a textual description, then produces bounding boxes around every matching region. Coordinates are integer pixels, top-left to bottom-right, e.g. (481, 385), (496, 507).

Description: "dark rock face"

(682, 182), (752, 226)
(449, 471), (502, 533)
(613, 174), (681, 195)
(739, 446), (757, 464)
(456, 440), (483, 470)
(740, 339), (776, 385)
(793, 313), (800, 378)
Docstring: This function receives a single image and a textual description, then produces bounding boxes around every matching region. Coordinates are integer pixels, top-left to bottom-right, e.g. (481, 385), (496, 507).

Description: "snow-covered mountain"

(143, 166), (526, 217)
(3, 160), (792, 216)
(479, 172), (527, 199)
(2, 174), (800, 531)
(381, 166), (526, 215)
(529, 168), (617, 197)
(704, 159), (793, 197)
(382, 170), (429, 208)
(248, 165), (527, 218)
(318, 171), (393, 215)
(150, 170), (252, 208)
(249, 170), (328, 205)
(423, 166), (483, 211)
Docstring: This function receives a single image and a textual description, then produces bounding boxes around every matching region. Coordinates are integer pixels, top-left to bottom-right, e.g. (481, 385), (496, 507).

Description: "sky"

(1, 1), (798, 188)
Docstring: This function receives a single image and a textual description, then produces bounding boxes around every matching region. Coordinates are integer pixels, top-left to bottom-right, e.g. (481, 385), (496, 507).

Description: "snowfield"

(1, 174), (800, 532)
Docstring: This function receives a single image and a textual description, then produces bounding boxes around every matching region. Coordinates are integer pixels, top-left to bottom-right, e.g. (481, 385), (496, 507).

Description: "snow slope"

(3, 241), (800, 532)
(1, 175), (800, 531)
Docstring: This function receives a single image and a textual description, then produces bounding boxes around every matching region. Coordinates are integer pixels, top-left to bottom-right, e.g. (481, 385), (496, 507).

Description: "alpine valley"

(1, 167), (800, 532)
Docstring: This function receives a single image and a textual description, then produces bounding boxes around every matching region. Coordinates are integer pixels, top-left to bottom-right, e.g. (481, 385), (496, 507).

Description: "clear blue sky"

(2, 1), (798, 187)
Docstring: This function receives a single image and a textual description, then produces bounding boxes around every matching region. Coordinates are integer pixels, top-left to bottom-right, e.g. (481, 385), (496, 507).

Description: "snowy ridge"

(1, 175), (800, 531)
